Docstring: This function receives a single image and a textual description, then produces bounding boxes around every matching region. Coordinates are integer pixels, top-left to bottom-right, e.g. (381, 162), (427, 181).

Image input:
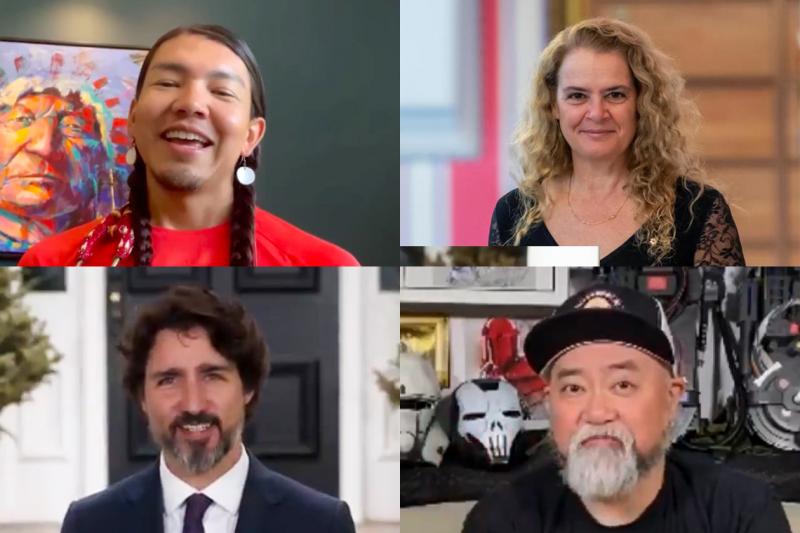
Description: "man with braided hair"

(19, 25), (358, 266)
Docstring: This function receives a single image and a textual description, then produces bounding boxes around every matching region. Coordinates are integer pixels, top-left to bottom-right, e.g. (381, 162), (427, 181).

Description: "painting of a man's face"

(0, 88), (105, 218)
(0, 39), (145, 252)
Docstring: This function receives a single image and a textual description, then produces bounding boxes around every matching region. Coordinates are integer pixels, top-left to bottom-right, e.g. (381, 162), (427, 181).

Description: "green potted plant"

(0, 269), (61, 434)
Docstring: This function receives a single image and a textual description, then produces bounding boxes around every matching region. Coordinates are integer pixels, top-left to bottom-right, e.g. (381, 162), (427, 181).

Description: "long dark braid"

(127, 24), (266, 266)
(230, 150), (258, 266)
(127, 158), (154, 266)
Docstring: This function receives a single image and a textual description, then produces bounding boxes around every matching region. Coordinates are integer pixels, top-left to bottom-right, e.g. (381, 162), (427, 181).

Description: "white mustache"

(571, 424), (634, 451)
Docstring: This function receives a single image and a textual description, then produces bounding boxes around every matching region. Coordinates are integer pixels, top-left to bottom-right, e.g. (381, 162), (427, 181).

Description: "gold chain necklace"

(567, 174), (629, 226)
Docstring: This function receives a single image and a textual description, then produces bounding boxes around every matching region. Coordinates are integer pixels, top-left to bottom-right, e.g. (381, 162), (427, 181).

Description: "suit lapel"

(124, 463), (165, 533)
(235, 454), (286, 533)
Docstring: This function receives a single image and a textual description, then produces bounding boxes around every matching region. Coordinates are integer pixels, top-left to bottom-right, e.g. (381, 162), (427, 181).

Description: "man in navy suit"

(61, 286), (356, 533)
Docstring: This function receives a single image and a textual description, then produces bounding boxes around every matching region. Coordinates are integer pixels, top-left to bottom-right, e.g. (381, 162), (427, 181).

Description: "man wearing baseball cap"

(463, 283), (790, 532)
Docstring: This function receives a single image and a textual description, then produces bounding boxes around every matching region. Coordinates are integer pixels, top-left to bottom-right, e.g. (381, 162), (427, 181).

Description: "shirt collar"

(160, 443), (250, 514)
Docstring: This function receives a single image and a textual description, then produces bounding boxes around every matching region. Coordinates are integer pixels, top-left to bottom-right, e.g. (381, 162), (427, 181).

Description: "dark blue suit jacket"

(60, 453), (356, 533)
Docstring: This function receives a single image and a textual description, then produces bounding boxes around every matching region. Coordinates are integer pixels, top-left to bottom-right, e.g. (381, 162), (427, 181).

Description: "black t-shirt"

(487, 179), (745, 266)
(462, 451), (790, 533)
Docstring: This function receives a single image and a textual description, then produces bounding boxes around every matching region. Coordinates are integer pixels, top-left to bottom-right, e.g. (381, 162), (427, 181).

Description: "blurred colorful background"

(400, 0), (800, 265)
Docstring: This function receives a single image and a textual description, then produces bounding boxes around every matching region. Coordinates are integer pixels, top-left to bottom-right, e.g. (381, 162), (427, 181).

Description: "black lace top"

(488, 179), (745, 266)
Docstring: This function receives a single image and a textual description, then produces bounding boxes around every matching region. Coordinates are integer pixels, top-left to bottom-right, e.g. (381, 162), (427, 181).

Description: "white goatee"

(559, 422), (671, 501)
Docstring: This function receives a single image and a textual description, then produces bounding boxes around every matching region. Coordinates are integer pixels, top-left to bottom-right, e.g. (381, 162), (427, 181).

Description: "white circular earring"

(125, 144), (137, 166)
(236, 155), (256, 186)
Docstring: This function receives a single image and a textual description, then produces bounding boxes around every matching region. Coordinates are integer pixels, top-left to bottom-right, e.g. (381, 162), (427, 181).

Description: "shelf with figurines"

(400, 310), (556, 507)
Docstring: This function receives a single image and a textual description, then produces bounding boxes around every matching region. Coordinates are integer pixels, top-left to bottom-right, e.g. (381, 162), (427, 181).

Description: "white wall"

(362, 270), (400, 521)
(340, 267), (400, 523)
(0, 268), (107, 525)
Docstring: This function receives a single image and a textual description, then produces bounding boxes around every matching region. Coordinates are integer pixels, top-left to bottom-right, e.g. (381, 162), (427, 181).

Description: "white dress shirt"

(160, 443), (250, 533)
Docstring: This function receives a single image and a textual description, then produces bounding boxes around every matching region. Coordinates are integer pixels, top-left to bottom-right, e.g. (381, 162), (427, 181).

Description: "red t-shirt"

(18, 207), (359, 266)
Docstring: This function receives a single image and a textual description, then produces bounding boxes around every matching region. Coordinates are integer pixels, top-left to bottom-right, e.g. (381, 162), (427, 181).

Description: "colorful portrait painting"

(0, 39), (146, 254)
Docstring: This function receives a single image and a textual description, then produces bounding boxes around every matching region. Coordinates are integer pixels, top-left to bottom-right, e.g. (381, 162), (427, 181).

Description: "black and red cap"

(523, 283), (675, 376)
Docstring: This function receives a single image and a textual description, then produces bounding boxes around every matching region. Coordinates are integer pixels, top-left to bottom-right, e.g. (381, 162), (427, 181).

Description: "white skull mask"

(455, 379), (522, 465)
(399, 352), (441, 458)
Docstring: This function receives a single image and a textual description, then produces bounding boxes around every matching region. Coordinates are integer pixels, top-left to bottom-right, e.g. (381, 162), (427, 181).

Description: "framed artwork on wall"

(400, 315), (450, 389)
(400, 266), (569, 306)
(0, 37), (147, 258)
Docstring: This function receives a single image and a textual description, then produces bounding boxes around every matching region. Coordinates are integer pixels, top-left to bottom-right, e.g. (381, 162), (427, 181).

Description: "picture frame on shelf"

(400, 315), (450, 388)
(400, 266), (569, 306)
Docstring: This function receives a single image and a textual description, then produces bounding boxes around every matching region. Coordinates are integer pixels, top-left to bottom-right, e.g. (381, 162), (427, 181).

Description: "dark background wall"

(0, 0), (398, 265)
(106, 267), (343, 496)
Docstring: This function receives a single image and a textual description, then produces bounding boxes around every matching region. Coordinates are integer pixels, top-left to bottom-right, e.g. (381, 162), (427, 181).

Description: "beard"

(152, 411), (242, 475)
(151, 164), (206, 192)
(551, 421), (673, 501)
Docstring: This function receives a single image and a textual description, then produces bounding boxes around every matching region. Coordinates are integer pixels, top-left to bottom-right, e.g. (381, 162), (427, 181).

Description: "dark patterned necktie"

(182, 493), (213, 533)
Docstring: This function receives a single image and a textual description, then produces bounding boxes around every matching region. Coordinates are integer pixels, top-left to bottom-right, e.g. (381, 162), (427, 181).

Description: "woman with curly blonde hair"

(488, 17), (743, 266)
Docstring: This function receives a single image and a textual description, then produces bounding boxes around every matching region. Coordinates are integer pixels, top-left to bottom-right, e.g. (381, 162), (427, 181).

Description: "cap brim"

(523, 309), (674, 375)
